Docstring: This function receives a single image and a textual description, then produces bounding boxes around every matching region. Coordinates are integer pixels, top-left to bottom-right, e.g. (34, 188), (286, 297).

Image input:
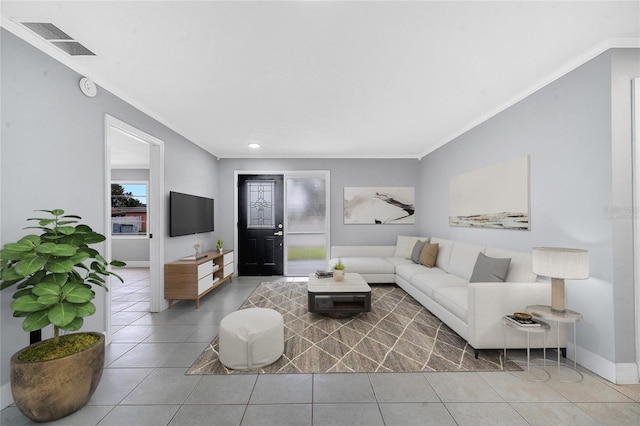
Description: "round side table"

(526, 304), (583, 383)
(502, 316), (551, 382)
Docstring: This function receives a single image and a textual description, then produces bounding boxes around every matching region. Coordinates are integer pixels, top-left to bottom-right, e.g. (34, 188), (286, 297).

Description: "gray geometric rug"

(187, 281), (518, 374)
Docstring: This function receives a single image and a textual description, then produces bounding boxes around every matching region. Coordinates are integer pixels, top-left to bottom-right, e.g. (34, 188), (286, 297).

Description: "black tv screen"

(169, 191), (214, 237)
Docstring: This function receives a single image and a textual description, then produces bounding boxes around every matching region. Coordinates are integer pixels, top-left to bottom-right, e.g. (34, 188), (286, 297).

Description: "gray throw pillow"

(410, 240), (426, 263)
(469, 252), (511, 282)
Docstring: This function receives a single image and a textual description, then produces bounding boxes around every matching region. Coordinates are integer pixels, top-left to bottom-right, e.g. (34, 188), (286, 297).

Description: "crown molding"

(418, 37), (640, 160)
(0, 16), (217, 158)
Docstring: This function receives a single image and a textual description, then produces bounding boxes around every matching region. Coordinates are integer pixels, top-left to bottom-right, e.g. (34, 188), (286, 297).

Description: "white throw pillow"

(394, 235), (429, 259)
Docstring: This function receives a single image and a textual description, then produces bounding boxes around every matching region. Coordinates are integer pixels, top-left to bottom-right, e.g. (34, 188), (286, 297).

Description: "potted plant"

(0, 209), (125, 422)
(333, 258), (345, 281)
(217, 238), (224, 252)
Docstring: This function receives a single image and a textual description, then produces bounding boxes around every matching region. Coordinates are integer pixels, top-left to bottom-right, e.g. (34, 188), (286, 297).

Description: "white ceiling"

(2, 1), (639, 159)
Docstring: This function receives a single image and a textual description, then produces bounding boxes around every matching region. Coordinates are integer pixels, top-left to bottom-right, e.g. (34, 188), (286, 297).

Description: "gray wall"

(0, 30), (220, 387)
(217, 158), (420, 249)
(418, 49), (639, 366)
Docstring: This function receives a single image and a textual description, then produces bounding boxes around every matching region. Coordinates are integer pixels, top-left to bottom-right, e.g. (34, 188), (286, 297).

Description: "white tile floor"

(2, 268), (639, 425)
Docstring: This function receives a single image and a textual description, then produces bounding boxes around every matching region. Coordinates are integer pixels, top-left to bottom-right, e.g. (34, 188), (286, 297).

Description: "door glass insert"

(286, 175), (329, 275)
(247, 180), (275, 229)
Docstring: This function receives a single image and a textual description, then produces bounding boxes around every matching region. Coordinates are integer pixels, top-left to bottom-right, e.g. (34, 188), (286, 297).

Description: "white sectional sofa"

(330, 236), (567, 356)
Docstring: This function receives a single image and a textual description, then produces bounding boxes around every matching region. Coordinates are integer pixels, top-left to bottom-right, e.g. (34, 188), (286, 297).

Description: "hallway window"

(111, 182), (148, 236)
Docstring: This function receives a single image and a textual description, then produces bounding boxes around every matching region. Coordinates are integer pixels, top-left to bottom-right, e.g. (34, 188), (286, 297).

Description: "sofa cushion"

(394, 235), (429, 259)
(411, 270), (466, 299)
(429, 238), (455, 272)
(396, 262), (441, 283)
(386, 257), (413, 268)
(419, 243), (439, 267)
(447, 241), (486, 280)
(410, 240), (426, 263)
(433, 287), (468, 321)
(333, 257), (395, 275)
(469, 252), (511, 282)
(484, 247), (537, 282)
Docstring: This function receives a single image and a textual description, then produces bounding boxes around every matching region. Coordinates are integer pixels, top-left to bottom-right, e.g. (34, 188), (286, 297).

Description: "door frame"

(235, 172), (285, 276)
(632, 78), (640, 376)
(234, 170), (331, 276)
(105, 115), (165, 345)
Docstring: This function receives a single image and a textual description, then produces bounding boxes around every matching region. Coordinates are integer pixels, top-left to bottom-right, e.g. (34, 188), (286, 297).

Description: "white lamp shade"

(532, 247), (589, 279)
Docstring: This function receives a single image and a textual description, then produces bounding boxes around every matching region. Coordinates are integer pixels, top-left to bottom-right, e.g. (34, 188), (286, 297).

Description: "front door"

(237, 175), (284, 276)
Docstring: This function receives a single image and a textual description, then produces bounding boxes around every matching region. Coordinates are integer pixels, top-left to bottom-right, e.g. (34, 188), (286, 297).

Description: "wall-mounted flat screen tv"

(169, 191), (214, 237)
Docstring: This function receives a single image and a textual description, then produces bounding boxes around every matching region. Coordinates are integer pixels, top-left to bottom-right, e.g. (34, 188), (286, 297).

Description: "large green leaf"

(37, 294), (60, 305)
(11, 294), (47, 312)
(75, 301), (96, 317)
(22, 311), (51, 331)
(60, 234), (84, 246)
(74, 224), (93, 233)
(3, 235), (40, 252)
(1, 266), (23, 281)
(45, 258), (75, 273)
(55, 226), (76, 236)
(32, 282), (61, 297)
(61, 283), (93, 303)
(48, 302), (78, 327)
(82, 232), (106, 244)
(41, 273), (68, 286)
(59, 316), (83, 331)
(12, 288), (34, 299)
(68, 251), (91, 265)
(14, 256), (48, 276)
(35, 243), (77, 256)
(0, 248), (30, 261)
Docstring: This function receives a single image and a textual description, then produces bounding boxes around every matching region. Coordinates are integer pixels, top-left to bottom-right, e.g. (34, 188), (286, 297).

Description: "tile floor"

(1, 268), (639, 425)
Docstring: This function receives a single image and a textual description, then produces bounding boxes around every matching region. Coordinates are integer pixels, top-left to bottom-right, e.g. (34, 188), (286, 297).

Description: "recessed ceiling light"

(248, 143), (260, 149)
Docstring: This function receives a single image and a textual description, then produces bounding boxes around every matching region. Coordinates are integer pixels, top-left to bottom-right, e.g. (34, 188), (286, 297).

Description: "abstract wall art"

(344, 187), (415, 224)
(449, 156), (530, 230)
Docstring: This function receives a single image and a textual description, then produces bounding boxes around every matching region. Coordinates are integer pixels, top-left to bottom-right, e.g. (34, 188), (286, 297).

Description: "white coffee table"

(307, 272), (371, 316)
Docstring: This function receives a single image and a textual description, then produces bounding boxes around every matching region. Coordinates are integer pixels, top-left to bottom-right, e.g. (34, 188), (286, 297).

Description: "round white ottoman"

(218, 308), (284, 370)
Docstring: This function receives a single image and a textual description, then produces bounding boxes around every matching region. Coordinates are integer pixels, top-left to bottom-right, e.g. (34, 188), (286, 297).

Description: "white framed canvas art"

(344, 187), (415, 224)
(449, 156), (530, 230)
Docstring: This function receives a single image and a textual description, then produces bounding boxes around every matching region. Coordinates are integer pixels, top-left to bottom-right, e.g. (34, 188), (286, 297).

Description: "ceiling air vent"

(22, 22), (95, 56)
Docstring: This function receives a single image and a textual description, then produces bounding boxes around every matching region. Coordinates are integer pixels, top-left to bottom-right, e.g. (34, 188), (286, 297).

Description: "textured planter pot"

(10, 332), (105, 423)
(333, 270), (345, 281)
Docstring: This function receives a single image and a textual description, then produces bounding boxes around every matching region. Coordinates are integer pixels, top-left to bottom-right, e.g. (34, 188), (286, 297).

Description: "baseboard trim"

(569, 342), (640, 384)
(1, 382), (13, 410)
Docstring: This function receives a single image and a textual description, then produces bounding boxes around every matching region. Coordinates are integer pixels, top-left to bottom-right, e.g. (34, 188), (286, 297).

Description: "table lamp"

(532, 247), (589, 313)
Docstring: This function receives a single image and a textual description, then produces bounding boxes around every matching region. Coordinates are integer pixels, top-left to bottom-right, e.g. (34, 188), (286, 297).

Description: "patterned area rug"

(187, 281), (518, 374)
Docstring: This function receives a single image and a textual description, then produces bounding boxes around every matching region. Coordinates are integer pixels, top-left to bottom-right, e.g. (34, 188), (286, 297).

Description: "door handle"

(274, 231), (283, 236)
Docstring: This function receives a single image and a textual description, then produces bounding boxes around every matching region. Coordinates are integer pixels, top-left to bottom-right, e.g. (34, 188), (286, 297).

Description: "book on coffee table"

(505, 314), (541, 327)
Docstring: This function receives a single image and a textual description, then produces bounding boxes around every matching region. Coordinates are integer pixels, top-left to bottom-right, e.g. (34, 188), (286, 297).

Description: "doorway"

(237, 174), (284, 276)
(235, 171), (331, 277)
(105, 115), (165, 343)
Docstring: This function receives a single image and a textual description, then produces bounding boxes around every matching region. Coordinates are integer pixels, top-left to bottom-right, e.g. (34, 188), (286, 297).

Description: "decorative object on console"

(216, 239), (223, 252)
(333, 258), (345, 281)
(344, 187), (415, 224)
(449, 155), (529, 230)
(532, 247), (589, 313)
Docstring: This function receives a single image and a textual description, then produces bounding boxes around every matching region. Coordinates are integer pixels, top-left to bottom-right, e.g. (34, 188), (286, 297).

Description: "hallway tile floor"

(1, 268), (638, 425)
